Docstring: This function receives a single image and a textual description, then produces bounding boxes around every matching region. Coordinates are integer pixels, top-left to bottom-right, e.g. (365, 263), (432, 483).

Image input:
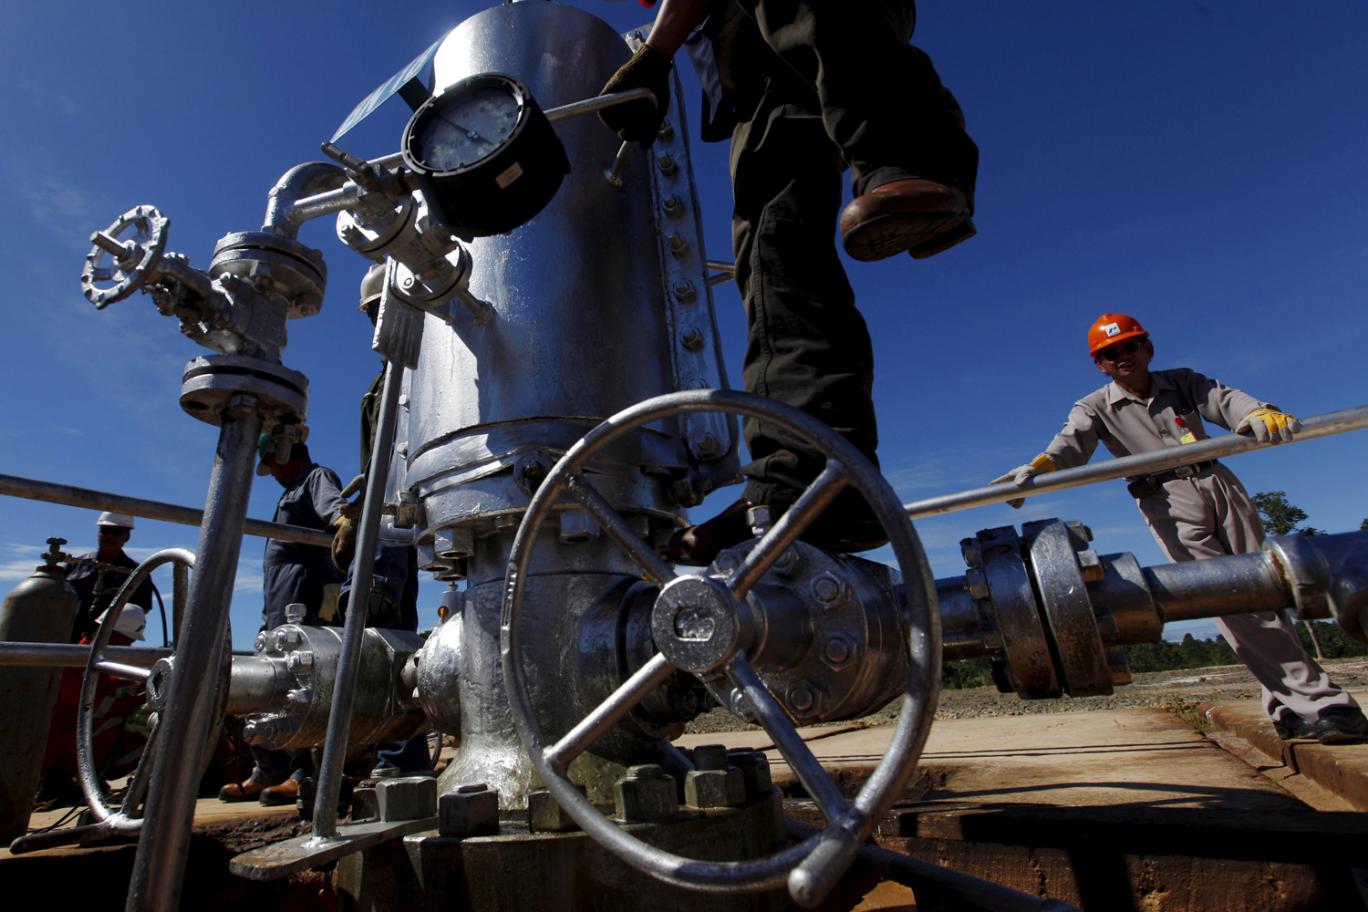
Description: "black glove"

(598, 44), (672, 146)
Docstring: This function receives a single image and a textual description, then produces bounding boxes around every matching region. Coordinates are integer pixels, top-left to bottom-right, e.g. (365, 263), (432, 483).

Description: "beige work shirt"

(1042, 368), (1270, 470)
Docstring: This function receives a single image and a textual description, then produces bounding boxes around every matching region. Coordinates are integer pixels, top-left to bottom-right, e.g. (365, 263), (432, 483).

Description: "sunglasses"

(1096, 338), (1144, 362)
(97, 527), (129, 536)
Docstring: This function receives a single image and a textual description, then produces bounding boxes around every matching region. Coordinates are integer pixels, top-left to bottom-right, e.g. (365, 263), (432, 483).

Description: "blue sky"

(2, 1), (1365, 649)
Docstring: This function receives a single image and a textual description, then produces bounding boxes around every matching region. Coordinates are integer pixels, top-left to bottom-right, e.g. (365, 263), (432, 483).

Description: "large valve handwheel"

(502, 389), (941, 908)
(74, 548), (229, 833)
(80, 204), (169, 309)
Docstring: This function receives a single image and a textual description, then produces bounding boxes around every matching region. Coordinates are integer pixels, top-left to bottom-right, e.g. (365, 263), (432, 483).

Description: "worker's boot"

(218, 768), (281, 802)
(1273, 707), (1368, 744)
(258, 774), (303, 806)
(839, 179), (974, 262)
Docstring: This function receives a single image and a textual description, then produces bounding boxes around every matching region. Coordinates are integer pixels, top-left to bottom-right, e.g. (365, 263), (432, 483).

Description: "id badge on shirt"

(1175, 411), (1198, 445)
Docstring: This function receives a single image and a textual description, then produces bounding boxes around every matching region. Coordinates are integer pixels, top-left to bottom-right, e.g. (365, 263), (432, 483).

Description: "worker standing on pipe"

(598, 0), (978, 562)
(995, 313), (1368, 744)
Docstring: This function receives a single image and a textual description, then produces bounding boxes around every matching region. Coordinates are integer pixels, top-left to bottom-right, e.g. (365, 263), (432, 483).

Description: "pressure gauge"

(402, 73), (569, 238)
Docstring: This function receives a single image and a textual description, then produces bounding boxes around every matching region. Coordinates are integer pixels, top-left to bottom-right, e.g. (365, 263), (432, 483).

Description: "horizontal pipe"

(286, 183), (364, 226)
(0, 642), (171, 669)
(1143, 553), (1290, 623)
(0, 472), (332, 548)
(904, 404), (1368, 520)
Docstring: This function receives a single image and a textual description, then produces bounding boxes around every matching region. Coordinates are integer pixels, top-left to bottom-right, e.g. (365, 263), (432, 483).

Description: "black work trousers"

(712, 0), (977, 511)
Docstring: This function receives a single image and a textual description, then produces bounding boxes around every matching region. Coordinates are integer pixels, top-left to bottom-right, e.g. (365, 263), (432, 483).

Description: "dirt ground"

(685, 656), (1368, 733)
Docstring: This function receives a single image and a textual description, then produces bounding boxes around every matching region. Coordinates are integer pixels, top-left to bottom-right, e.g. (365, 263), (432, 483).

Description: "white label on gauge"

(495, 162), (524, 188)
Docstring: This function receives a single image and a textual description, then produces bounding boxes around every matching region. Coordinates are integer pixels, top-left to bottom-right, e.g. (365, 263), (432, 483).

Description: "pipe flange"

(973, 526), (1061, 699)
(210, 231), (328, 318)
(1023, 519), (1113, 697)
(179, 355), (308, 426)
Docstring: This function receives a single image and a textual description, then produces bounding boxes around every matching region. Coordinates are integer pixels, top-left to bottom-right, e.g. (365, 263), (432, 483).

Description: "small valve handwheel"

(80, 204), (169, 309)
(502, 389), (941, 908)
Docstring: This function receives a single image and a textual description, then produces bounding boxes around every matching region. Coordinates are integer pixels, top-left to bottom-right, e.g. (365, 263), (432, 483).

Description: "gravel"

(685, 657), (1368, 734)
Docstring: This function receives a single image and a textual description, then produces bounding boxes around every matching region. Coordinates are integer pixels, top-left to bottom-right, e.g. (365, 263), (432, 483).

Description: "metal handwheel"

(80, 204), (169, 309)
(501, 389), (941, 908)
(74, 548), (229, 833)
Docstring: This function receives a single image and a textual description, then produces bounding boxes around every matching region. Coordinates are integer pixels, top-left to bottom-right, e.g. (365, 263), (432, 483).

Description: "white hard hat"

(95, 605), (147, 642)
(97, 511), (135, 529)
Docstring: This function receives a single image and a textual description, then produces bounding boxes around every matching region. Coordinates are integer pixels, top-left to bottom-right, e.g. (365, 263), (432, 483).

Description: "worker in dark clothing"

(220, 431), (348, 804)
(35, 511), (156, 808)
(599, 0), (978, 562)
(64, 511), (155, 643)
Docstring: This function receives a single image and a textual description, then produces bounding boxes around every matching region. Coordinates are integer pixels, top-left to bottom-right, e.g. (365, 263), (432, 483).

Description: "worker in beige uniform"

(997, 313), (1368, 744)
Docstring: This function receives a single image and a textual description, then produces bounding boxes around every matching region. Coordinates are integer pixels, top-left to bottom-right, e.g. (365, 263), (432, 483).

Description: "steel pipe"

(1143, 553), (1290, 623)
(0, 472), (332, 548)
(311, 359), (403, 838)
(0, 642), (170, 668)
(903, 404), (1368, 519)
(262, 162), (348, 238)
(126, 405), (261, 912)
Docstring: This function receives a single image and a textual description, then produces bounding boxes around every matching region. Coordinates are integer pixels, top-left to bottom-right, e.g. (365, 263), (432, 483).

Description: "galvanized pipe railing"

(0, 642), (171, 668)
(0, 472), (332, 548)
(903, 404), (1368, 520)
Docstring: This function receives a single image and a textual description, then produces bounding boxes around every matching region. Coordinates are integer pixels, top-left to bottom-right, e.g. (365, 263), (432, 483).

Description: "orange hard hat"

(1088, 313), (1148, 356)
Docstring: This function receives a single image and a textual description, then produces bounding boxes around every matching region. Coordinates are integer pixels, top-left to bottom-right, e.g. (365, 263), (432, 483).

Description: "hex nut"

(960, 538), (983, 569)
(351, 786), (378, 822)
(378, 775), (438, 823)
(614, 765), (678, 823)
(810, 572), (845, 608)
(690, 744), (729, 772)
(438, 782), (498, 836)
(821, 634), (857, 672)
(684, 768), (745, 808)
(527, 785), (585, 832)
(745, 505), (773, 533)
(1076, 549), (1105, 582)
(727, 749), (773, 800)
(965, 567), (990, 601)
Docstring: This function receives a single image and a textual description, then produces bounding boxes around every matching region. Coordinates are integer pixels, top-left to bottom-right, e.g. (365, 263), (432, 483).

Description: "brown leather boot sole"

(840, 179), (972, 262)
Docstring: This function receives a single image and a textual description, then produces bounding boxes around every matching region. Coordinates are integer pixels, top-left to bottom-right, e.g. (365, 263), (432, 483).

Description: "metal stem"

(126, 405), (262, 912)
(0, 472), (331, 547)
(285, 183), (364, 227)
(544, 87), (655, 123)
(603, 141), (633, 187)
(903, 404), (1368, 520)
(311, 360), (403, 838)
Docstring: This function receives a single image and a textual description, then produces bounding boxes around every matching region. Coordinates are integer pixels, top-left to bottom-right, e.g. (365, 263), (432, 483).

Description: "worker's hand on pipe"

(331, 516), (357, 573)
(990, 454), (1056, 509)
(598, 44), (672, 146)
(1238, 407), (1300, 444)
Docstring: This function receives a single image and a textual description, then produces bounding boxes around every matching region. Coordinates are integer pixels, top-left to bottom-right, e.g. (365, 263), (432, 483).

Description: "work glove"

(1237, 407), (1300, 444)
(598, 44), (672, 146)
(989, 454), (1056, 509)
(331, 516), (357, 573)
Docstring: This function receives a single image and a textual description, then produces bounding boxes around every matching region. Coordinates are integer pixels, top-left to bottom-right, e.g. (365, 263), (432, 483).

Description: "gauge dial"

(412, 81), (524, 173)
(401, 72), (569, 238)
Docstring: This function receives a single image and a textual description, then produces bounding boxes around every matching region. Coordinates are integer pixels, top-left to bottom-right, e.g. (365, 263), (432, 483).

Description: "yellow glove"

(1239, 407), (1300, 444)
(331, 516), (357, 573)
(990, 454), (1056, 509)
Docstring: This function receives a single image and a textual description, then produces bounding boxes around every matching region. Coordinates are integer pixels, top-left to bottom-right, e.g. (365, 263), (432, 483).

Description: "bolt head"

(822, 634), (855, 670)
(787, 684), (816, 714)
(810, 572), (844, 607)
(965, 567), (990, 601)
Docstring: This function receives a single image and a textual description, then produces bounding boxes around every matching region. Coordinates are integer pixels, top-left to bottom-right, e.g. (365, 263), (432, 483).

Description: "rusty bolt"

(672, 278), (696, 302)
(960, 538), (983, 569)
(656, 153), (678, 175)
